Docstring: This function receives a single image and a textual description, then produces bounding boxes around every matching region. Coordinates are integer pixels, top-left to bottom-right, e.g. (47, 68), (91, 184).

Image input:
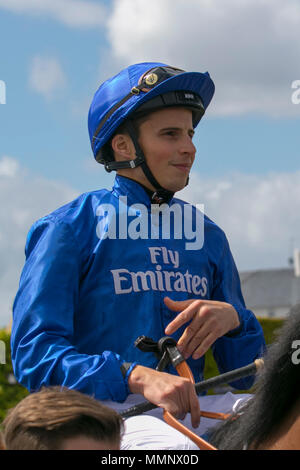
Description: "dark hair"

(2, 386), (123, 450)
(208, 305), (300, 449)
(0, 432), (5, 450)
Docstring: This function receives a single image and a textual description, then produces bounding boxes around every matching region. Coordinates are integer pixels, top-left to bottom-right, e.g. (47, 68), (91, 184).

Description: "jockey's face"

(113, 107), (196, 193)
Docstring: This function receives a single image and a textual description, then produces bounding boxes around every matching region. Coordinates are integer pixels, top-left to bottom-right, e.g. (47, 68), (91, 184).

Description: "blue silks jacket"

(11, 176), (265, 403)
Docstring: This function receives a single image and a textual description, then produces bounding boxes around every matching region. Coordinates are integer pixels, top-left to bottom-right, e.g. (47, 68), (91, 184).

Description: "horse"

(207, 304), (300, 450)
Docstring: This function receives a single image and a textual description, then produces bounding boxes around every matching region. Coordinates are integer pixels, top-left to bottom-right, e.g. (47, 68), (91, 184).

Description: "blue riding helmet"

(88, 61), (215, 193)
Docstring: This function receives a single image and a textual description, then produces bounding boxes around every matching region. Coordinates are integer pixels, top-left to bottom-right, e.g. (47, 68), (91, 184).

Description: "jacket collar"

(112, 175), (174, 207)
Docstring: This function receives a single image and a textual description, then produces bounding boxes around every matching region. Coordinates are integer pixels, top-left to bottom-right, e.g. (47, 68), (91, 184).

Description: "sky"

(0, 0), (300, 326)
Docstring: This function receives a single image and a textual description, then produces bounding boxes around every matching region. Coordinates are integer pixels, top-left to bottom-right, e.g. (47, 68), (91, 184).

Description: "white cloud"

(28, 56), (66, 99)
(0, 156), (79, 327)
(0, 0), (107, 28)
(0, 156), (20, 177)
(178, 169), (300, 271)
(105, 0), (300, 117)
(3, 0), (300, 117)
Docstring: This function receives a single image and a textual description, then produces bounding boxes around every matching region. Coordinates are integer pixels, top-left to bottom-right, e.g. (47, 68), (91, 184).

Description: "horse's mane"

(208, 305), (300, 450)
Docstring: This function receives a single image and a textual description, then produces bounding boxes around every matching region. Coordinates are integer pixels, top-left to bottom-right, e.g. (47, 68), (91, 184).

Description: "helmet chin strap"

(125, 120), (189, 204)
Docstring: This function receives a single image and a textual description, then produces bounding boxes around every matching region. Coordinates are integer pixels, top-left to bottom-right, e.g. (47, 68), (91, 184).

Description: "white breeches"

(103, 392), (252, 450)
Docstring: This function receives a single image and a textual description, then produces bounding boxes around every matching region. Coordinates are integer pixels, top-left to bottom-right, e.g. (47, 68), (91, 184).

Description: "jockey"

(11, 62), (265, 450)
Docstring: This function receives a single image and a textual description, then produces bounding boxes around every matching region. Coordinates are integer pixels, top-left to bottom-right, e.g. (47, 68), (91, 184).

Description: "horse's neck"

(259, 399), (300, 450)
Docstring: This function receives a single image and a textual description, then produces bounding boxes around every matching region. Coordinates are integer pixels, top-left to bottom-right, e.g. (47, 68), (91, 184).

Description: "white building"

(240, 250), (300, 318)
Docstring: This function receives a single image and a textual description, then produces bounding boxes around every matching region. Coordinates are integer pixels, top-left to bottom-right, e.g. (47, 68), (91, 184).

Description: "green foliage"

(203, 317), (284, 393)
(256, 317), (284, 345)
(0, 317), (286, 422)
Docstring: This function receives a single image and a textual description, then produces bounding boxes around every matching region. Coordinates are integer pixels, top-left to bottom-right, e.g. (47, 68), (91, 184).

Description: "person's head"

(111, 106), (196, 193)
(1, 386), (123, 450)
(88, 62), (215, 195)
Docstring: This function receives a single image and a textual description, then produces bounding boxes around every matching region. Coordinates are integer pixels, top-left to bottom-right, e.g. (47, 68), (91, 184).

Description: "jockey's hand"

(127, 365), (201, 428)
(164, 297), (240, 360)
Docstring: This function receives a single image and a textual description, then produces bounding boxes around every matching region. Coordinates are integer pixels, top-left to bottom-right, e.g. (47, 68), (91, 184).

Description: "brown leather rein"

(163, 359), (231, 450)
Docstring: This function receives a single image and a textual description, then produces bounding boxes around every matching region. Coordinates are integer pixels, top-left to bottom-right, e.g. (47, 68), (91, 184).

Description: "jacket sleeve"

(11, 217), (135, 402)
(210, 235), (266, 390)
